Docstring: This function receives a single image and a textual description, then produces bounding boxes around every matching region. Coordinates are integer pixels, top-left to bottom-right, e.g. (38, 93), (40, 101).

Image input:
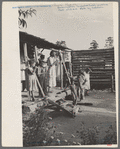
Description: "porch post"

(111, 74), (114, 92)
(23, 43), (30, 98)
(24, 43), (28, 65)
(35, 46), (38, 62)
(60, 50), (63, 88)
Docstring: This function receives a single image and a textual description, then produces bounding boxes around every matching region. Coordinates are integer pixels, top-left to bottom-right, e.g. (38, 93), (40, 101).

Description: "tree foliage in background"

(56, 41), (67, 47)
(56, 40), (67, 59)
(104, 37), (114, 49)
(18, 8), (36, 28)
(89, 40), (99, 50)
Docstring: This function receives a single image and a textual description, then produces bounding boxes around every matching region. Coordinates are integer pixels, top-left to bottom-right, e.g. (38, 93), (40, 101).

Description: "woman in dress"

(47, 50), (58, 92)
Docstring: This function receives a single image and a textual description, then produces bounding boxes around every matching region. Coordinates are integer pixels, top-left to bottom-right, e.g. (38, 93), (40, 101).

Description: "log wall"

(71, 48), (115, 90)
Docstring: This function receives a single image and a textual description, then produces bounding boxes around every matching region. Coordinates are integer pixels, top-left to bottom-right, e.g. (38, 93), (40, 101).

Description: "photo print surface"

(2, 1), (118, 147)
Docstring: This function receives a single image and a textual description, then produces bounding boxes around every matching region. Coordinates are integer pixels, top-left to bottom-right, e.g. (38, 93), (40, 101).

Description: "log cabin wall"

(71, 48), (115, 90)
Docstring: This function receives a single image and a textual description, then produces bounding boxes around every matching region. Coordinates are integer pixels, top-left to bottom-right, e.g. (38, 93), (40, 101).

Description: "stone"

(48, 117), (52, 120)
(77, 142), (81, 145)
(37, 101), (44, 107)
(64, 140), (68, 142)
(60, 132), (63, 135)
(57, 139), (60, 143)
(43, 140), (47, 144)
(71, 134), (75, 138)
(50, 136), (54, 139)
(45, 128), (49, 131)
(29, 103), (38, 112)
(73, 141), (76, 145)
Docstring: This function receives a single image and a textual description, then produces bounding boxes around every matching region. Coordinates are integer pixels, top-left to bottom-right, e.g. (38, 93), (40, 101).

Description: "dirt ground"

(22, 89), (117, 146)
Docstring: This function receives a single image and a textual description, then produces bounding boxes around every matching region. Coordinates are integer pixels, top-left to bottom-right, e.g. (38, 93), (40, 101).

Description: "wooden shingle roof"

(19, 31), (72, 51)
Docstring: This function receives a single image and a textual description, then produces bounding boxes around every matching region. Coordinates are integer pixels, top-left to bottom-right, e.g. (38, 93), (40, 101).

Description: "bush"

(79, 123), (117, 145)
(80, 125), (99, 145)
(23, 107), (56, 147)
(103, 125), (117, 144)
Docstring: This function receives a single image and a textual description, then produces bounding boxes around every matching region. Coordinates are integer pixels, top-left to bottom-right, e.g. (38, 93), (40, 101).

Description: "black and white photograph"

(2, 1), (118, 147)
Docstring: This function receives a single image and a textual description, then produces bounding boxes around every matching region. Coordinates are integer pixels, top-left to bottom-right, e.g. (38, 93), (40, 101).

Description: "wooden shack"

(72, 48), (115, 90)
(19, 31), (72, 90)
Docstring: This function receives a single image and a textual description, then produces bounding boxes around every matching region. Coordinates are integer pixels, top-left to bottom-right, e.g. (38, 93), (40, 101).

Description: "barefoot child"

(84, 68), (92, 96)
(27, 60), (37, 101)
(69, 77), (79, 105)
(77, 70), (86, 101)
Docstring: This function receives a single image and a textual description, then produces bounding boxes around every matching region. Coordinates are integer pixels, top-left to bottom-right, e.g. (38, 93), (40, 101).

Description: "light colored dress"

(47, 56), (57, 88)
(84, 72), (90, 90)
(21, 63), (25, 81)
(77, 74), (86, 100)
(56, 59), (60, 81)
(28, 67), (38, 92)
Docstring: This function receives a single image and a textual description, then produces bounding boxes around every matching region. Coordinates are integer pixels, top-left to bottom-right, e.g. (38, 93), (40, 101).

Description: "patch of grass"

(80, 125), (99, 145)
(23, 107), (56, 146)
(78, 123), (117, 145)
(23, 106), (117, 146)
(102, 125), (117, 144)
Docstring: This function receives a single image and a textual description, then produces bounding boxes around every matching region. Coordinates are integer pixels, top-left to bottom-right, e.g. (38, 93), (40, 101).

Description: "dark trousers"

(38, 74), (47, 96)
(21, 81), (26, 92)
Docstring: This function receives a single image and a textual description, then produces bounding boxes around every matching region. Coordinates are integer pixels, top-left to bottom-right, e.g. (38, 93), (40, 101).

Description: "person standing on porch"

(36, 54), (47, 96)
(27, 60), (38, 101)
(47, 50), (57, 92)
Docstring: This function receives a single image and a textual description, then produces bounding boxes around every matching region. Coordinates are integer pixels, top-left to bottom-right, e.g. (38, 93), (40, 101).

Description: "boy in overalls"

(37, 54), (47, 97)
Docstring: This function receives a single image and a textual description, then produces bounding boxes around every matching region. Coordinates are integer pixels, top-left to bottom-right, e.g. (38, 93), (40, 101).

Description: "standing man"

(36, 54), (47, 97)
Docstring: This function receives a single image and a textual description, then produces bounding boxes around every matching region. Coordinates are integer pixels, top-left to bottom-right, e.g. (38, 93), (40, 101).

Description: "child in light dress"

(77, 70), (86, 101)
(27, 60), (37, 101)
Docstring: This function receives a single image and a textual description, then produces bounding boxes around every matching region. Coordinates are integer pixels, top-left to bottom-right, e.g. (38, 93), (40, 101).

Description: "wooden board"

(71, 48), (115, 90)
(72, 48), (114, 53)
(47, 98), (75, 117)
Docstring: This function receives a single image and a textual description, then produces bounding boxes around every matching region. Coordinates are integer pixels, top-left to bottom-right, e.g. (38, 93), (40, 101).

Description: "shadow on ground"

(77, 103), (93, 106)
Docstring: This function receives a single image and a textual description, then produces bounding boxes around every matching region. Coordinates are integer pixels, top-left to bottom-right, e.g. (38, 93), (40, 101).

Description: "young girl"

(84, 68), (92, 96)
(69, 77), (78, 105)
(27, 60), (37, 101)
(77, 70), (86, 101)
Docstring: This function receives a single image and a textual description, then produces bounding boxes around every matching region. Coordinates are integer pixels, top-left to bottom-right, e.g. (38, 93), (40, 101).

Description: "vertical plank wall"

(71, 48), (115, 90)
